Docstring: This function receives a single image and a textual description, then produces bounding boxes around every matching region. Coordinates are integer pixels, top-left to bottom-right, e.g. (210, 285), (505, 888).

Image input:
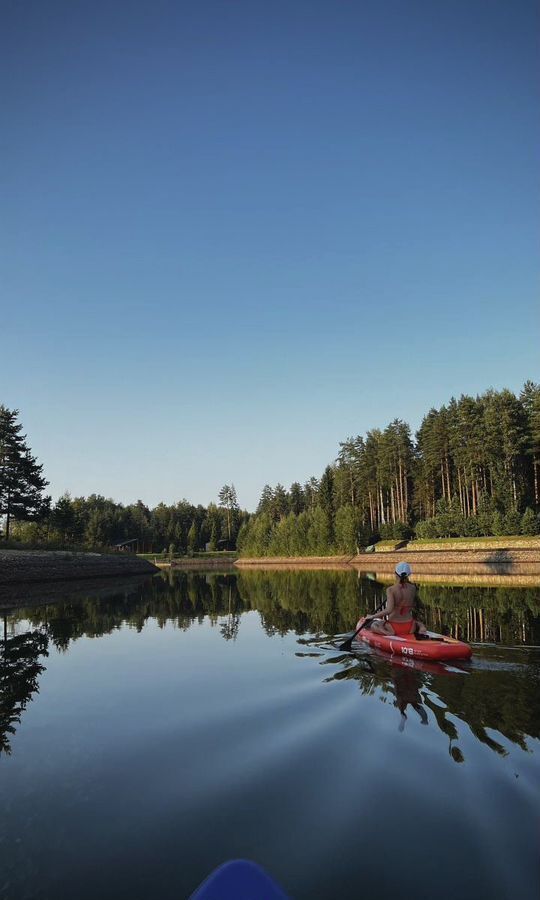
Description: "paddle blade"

(338, 618), (367, 651)
(338, 635), (355, 651)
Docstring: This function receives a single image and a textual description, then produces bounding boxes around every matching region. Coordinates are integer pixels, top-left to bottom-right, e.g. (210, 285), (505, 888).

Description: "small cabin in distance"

(205, 539), (236, 552)
(113, 538), (139, 553)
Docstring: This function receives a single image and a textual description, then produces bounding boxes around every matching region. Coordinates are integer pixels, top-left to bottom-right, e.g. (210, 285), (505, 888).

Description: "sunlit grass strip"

(406, 536), (540, 550)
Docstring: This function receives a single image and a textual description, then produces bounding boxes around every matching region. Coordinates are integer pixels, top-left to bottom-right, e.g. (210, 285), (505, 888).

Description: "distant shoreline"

(155, 557), (237, 570)
(2, 542), (539, 586)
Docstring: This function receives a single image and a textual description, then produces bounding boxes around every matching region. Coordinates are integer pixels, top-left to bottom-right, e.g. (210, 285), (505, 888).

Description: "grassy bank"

(375, 536), (540, 552)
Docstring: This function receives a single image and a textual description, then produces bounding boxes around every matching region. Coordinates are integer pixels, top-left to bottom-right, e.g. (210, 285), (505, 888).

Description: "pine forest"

(2, 382), (540, 556)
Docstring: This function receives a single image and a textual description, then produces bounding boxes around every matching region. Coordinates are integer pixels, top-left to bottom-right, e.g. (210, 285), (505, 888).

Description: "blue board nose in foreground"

(190, 859), (289, 899)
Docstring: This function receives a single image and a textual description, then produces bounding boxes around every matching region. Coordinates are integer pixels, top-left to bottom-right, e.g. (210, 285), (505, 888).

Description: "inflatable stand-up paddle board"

(354, 617), (472, 661)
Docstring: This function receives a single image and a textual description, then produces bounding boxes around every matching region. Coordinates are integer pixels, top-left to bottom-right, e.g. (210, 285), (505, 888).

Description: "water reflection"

(4, 568), (540, 645)
(220, 582), (240, 641)
(391, 663), (430, 730)
(0, 615), (48, 756)
(318, 638), (540, 764)
(1, 570), (539, 764)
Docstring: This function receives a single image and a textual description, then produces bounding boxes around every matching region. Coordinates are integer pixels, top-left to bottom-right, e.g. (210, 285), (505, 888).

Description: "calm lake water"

(1, 570), (539, 900)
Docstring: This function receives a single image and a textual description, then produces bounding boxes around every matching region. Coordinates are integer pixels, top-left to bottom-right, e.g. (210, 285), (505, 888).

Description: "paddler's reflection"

(423, 694), (465, 762)
(388, 660), (466, 761)
(390, 663), (428, 731)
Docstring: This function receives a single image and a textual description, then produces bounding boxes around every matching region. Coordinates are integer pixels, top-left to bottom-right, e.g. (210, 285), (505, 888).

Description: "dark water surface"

(1, 570), (539, 900)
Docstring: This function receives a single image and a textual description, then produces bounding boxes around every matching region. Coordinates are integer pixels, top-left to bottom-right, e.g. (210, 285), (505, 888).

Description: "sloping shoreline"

(154, 557), (238, 570)
(2, 546), (539, 588)
(0, 549), (159, 585)
(235, 555), (355, 569)
(235, 548), (540, 576)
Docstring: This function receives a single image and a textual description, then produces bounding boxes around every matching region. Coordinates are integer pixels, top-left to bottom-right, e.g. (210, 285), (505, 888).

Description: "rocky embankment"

(349, 548), (540, 574)
(0, 550), (159, 585)
(235, 548), (540, 575)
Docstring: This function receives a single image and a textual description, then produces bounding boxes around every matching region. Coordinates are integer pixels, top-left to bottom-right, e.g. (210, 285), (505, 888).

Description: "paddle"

(338, 598), (386, 651)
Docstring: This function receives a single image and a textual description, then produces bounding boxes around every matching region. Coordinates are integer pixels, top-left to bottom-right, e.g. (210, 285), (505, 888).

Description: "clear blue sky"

(2, 0), (539, 511)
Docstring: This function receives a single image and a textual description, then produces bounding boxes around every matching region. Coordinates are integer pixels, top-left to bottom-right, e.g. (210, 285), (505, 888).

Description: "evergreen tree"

(235, 520), (250, 552)
(218, 484), (239, 541)
(269, 513), (297, 556)
(521, 507), (540, 535)
(334, 505), (360, 554)
(521, 381), (540, 507)
(289, 510), (311, 555)
(257, 485), (274, 515)
(209, 519), (219, 550)
(303, 477), (319, 510)
(271, 484), (289, 521)
(318, 465), (335, 541)
(152, 502), (173, 551)
(0, 407), (49, 539)
(484, 389), (528, 511)
(337, 437), (364, 507)
(187, 520), (198, 552)
(205, 502), (221, 551)
(127, 500), (153, 552)
(307, 506), (332, 554)
(50, 493), (77, 544)
(85, 508), (111, 547)
(289, 482), (305, 515)
(243, 512), (273, 556)
(363, 431), (381, 532)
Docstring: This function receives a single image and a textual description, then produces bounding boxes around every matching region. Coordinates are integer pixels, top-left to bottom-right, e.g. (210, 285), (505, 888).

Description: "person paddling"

(365, 562), (427, 637)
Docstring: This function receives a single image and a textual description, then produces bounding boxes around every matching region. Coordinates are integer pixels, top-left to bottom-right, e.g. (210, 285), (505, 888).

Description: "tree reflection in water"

(220, 584), (240, 641)
(1, 569), (539, 762)
(390, 664), (429, 731)
(0, 615), (48, 757)
(319, 639), (540, 764)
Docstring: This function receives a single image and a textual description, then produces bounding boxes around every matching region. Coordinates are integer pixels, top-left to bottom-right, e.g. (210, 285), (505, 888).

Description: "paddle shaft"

(339, 597), (387, 651)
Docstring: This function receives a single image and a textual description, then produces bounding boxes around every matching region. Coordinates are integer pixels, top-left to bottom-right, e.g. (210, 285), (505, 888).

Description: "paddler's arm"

(365, 589), (395, 620)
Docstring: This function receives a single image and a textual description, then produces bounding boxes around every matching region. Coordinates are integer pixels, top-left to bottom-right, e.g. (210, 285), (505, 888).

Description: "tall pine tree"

(0, 407), (49, 540)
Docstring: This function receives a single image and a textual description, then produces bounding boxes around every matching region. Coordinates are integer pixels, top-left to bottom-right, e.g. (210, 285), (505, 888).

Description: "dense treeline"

(238, 382), (540, 556)
(1, 407), (249, 553)
(9, 491), (248, 554)
(3, 383), (540, 555)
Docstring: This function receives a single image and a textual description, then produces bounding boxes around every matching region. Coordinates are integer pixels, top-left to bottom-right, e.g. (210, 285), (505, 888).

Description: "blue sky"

(2, 0), (539, 511)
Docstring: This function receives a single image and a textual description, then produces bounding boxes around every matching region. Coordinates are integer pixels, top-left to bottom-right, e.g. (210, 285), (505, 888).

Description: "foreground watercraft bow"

(190, 859), (288, 899)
